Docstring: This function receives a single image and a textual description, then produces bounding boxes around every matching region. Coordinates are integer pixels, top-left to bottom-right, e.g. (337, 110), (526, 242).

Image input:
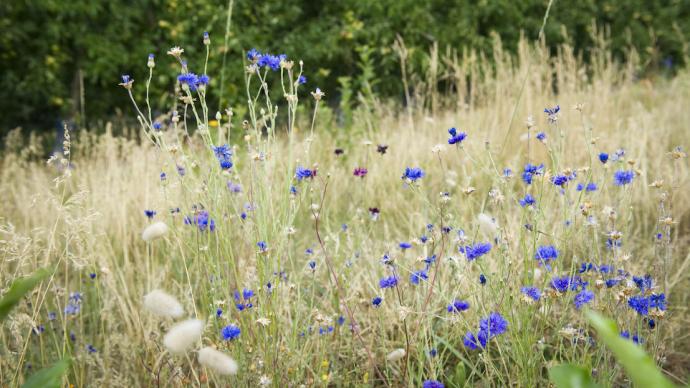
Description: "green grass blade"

(586, 310), (676, 388)
(0, 267), (52, 321)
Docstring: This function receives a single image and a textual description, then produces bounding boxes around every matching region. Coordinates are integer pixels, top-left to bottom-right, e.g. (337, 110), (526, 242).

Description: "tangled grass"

(1, 35), (689, 387)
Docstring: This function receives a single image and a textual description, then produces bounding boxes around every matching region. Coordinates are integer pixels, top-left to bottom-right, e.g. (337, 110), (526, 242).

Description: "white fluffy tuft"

(143, 289), (184, 318)
(142, 221), (168, 242)
(163, 319), (204, 354)
(198, 347), (238, 375)
(386, 348), (406, 361)
(477, 213), (499, 236)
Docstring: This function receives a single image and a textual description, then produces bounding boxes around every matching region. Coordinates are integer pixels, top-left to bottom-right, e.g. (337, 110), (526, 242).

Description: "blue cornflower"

(193, 211), (215, 232)
(649, 293), (666, 310)
(503, 168), (513, 178)
(463, 331), (480, 350)
(586, 182), (598, 192)
(402, 167), (425, 182)
(176, 165), (186, 176)
(574, 290), (595, 309)
(544, 105), (560, 122)
(598, 265), (613, 274)
(535, 245), (559, 266)
(447, 127), (467, 145)
(536, 132), (546, 141)
(153, 121), (162, 130)
(461, 242), (492, 261)
(212, 144), (233, 170)
(89, 272), (96, 280)
(64, 303), (80, 315)
(121, 74), (131, 84)
(479, 312), (509, 338)
(247, 48), (261, 62)
(308, 260), (316, 270)
(521, 286), (541, 301)
(632, 275), (653, 293)
(257, 241), (268, 252)
(379, 276), (399, 289)
(447, 300), (470, 313)
(144, 209), (156, 219)
(605, 278), (621, 288)
(198, 74), (210, 86)
(372, 296), (382, 307)
(613, 170), (635, 186)
(423, 380), (444, 388)
(216, 308), (223, 318)
(479, 274), (487, 285)
(86, 344), (97, 353)
(410, 270), (428, 285)
(399, 242), (412, 250)
(420, 235), (428, 243)
(579, 262), (595, 273)
(519, 194), (536, 207)
(295, 166), (315, 181)
(599, 152), (609, 164)
(48, 312), (57, 321)
(551, 174), (570, 187)
(221, 324), (241, 340)
(551, 276), (572, 293)
(298, 75), (307, 85)
(177, 73), (200, 90)
(628, 295), (649, 316)
(160, 172), (167, 181)
(521, 163), (544, 185)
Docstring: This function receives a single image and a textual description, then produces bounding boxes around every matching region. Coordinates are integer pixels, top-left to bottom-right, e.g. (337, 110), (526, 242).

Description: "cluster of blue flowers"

(234, 288), (255, 311)
(247, 49), (286, 71)
(463, 312), (509, 350)
(177, 73), (210, 91)
(184, 210), (215, 232)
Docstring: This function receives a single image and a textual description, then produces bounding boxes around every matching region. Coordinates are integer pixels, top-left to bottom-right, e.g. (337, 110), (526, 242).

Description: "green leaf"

(586, 310), (676, 388)
(0, 268), (52, 321)
(452, 361), (466, 386)
(21, 358), (70, 388)
(548, 364), (601, 388)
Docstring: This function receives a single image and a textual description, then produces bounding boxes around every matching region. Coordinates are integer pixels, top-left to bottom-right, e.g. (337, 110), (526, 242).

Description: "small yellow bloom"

(209, 120), (219, 127)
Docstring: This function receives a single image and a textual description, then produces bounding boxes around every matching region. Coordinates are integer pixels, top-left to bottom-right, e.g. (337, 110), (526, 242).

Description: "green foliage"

(0, 267), (51, 321)
(1, 0), (689, 134)
(585, 311), (676, 388)
(21, 358), (71, 388)
(548, 364), (601, 388)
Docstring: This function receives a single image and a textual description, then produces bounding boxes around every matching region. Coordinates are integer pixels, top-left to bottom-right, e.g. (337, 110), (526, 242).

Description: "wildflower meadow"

(1, 7), (689, 388)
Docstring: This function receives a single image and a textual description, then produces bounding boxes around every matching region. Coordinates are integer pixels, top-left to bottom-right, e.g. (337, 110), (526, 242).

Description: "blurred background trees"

(1, 0), (688, 136)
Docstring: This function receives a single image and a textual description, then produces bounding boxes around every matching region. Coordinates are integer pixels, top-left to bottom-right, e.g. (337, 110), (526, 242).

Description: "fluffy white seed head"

(386, 348), (406, 361)
(198, 347), (238, 375)
(143, 290), (184, 318)
(477, 213), (498, 236)
(142, 221), (168, 242)
(163, 319), (204, 354)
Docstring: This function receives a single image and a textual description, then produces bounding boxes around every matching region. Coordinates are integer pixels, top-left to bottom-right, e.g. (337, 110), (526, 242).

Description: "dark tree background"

(1, 0), (688, 136)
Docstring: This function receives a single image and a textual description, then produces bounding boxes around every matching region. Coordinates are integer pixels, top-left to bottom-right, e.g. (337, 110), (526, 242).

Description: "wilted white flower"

(386, 348), (406, 361)
(311, 88), (325, 100)
(198, 347), (238, 375)
(163, 319), (204, 354)
(142, 221), (168, 242)
(167, 46), (184, 58)
(143, 290), (184, 318)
